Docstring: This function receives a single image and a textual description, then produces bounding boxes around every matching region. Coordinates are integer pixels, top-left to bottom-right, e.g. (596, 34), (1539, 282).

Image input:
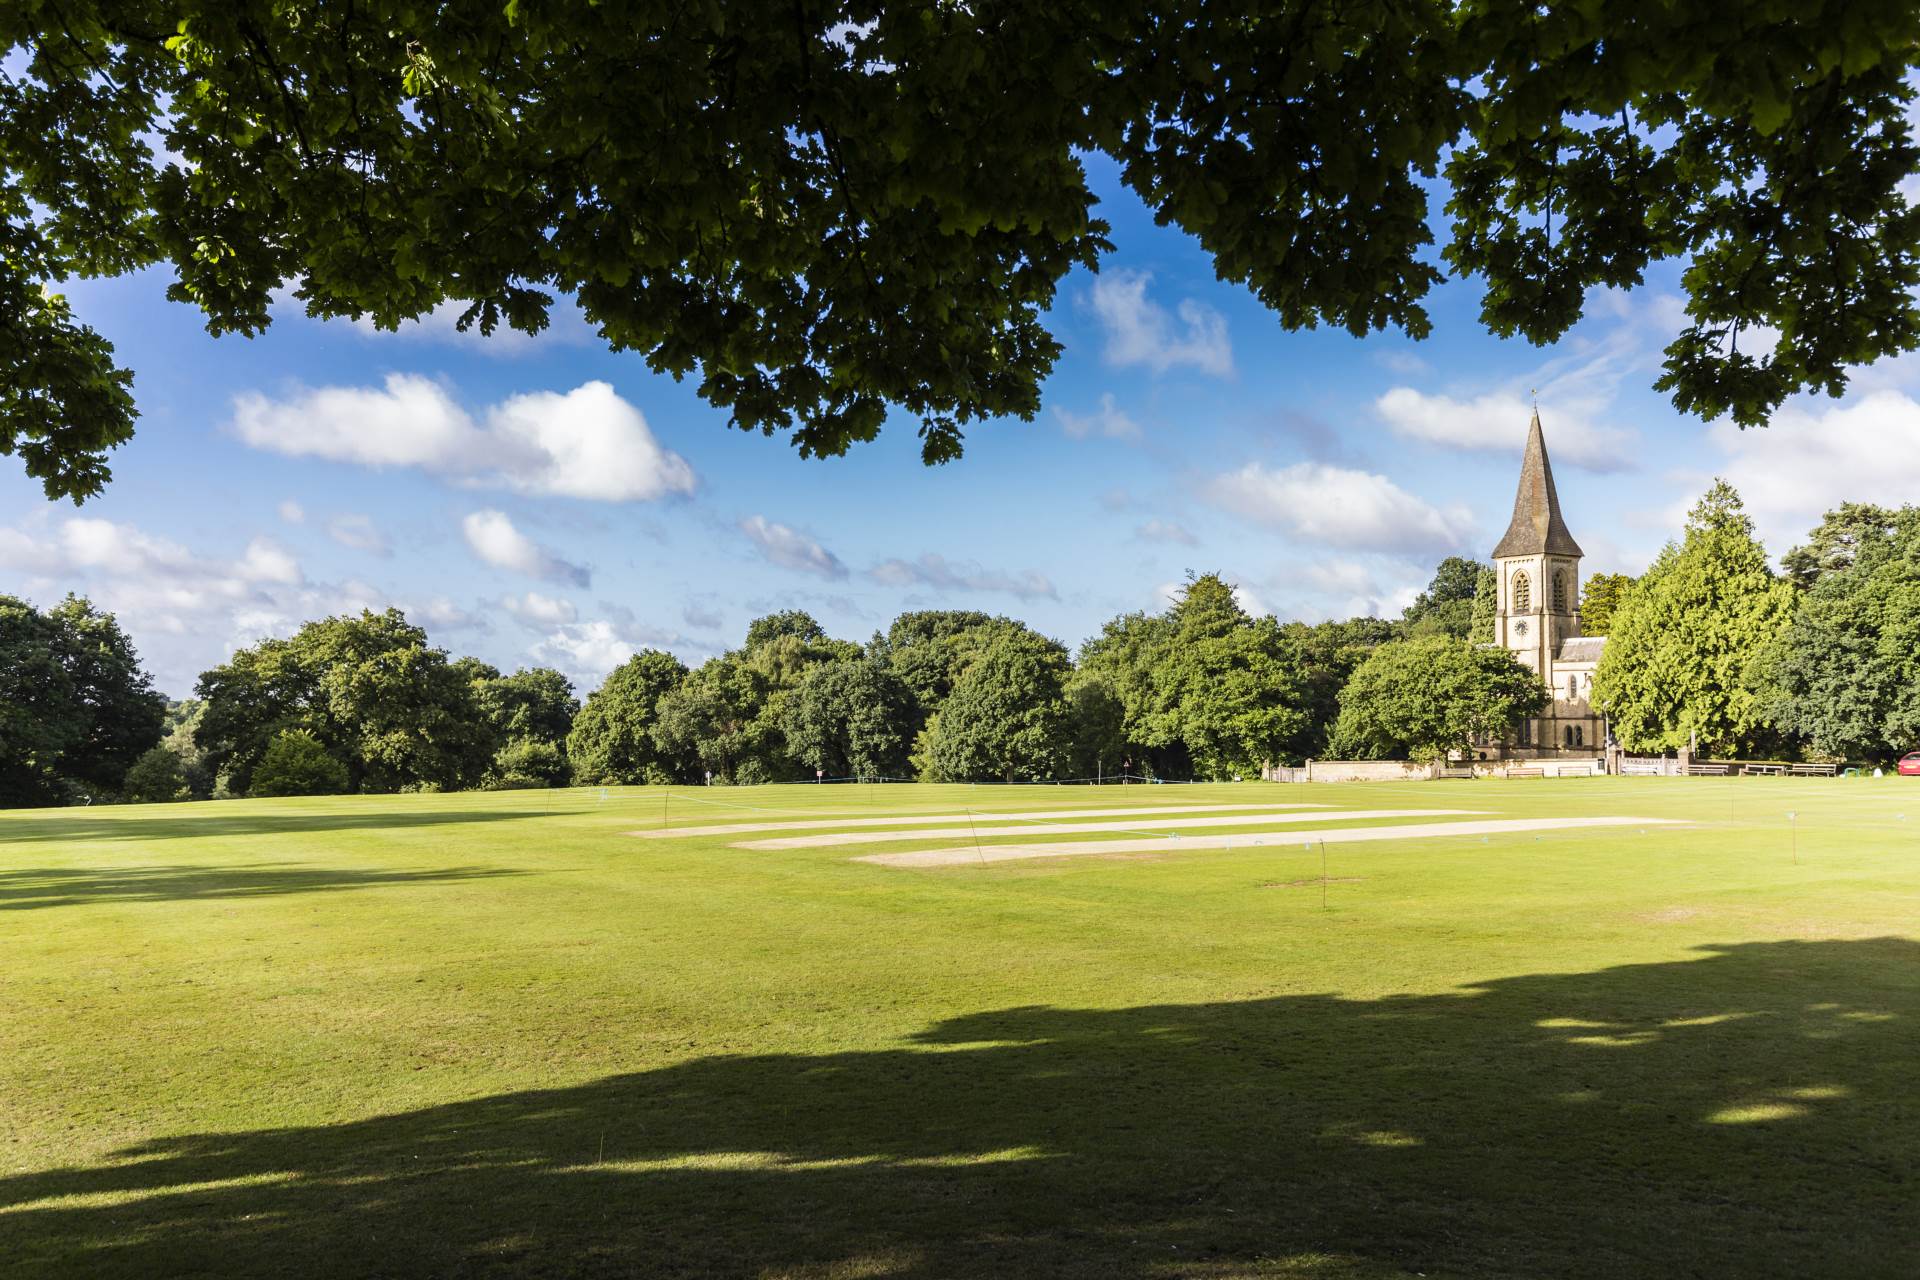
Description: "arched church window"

(1575, 726), (1585, 747)
(1513, 571), (1531, 611)
(1552, 570), (1568, 613)
(1568, 675), (1578, 700)
(1564, 726), (1574, 748)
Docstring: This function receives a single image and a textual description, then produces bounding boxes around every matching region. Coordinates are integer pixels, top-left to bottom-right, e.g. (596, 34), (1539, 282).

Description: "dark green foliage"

(1063, 673), (1127, 780)
(161, 700), (215, 799)
(471, 665), (578, 786)
(567, 651), (689, 785)
(781, 660), (915, 780)
(250, 730), (350, 798)
(1780, 502), (1901, 591)
(919, 630), (1074, 782)
(1469, 567), (1498, 644)
(12, 4), (1920, 498)
(121, 744), (190, 803)
(0, 594), (164, 806)
(870, 610), (1009, 739)
(1594, 483), (1796, 755)
(1401, 557), (1489, 639)
(1759, 507), (1920, 761)
(1330, 636), (1547, 762)
(1579, 573), (1635, 636)
(487, 738), (569, 790)
(195, 610), (496, 795)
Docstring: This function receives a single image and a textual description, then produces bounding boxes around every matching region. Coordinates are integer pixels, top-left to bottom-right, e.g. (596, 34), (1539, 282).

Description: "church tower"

(1490, 408), (1601, 756)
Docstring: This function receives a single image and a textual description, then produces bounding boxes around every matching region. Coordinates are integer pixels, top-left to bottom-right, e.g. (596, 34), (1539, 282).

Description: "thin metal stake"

(967, 807), (987, 868)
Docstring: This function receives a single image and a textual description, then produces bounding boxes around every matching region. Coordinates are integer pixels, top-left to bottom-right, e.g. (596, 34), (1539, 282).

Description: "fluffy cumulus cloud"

(461, 510), (591, 587)
(1374, 389), (1633, 472)
(869, 553), (1058, 601)
(1706, 389), (1920, 546)
(529, 616), (695, 688)
(1208, 462), (1475, 555)
(231, 375), (696, 502)
(1053, 392), (1143, 441)
(501, 591), (579, 627)
(0, 515), (457, 693)
(1088, 270), (1233, 377)
(739, 515), (847, 579)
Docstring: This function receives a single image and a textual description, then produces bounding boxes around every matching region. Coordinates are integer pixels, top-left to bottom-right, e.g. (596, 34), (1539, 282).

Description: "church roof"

(1556, 636), (1606, 665)
(1492, 408), (1584, 560)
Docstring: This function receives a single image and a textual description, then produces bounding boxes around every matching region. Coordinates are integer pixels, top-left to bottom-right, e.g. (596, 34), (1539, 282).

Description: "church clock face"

(1513, 620), (1529, 637)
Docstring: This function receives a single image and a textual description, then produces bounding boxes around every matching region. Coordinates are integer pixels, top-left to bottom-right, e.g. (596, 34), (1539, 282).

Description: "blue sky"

(7, 152), (1918, 697)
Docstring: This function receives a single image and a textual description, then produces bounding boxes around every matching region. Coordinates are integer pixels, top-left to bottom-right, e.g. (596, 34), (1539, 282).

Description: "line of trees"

(11, 481), (1917, 807)
(0, 568), (1550, 805)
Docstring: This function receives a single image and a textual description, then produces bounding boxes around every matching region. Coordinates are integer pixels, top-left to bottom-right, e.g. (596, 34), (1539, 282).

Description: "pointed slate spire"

(1491, 407), (1584, 559)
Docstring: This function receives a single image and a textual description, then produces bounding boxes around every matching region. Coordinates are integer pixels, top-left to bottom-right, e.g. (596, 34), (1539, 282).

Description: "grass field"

(3, 778), (1917, 1278)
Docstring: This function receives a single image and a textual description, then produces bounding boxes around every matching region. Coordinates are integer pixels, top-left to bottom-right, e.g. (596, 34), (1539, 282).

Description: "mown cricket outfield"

(3, 779), (1915, 1278)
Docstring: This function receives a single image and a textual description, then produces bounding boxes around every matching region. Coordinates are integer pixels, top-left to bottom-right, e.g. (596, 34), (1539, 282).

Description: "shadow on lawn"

(0, 807), (545, 844)
(0, 862), (520, 911)
(4, 939), (1915, 1278)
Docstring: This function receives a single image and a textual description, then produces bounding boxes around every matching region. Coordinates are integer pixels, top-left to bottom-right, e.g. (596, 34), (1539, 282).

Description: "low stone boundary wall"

(1302, 760), (1434, 783)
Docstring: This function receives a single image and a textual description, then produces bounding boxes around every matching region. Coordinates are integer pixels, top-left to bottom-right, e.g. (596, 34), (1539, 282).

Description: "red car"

(1899, 753), (1920, 776)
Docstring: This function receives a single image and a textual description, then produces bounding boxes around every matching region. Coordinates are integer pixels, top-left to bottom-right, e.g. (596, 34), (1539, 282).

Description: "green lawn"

(3, 779), (1917, 1278)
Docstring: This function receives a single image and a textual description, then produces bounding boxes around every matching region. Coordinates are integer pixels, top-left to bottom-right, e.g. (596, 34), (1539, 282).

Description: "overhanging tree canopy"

(10, 1), (1920, 499)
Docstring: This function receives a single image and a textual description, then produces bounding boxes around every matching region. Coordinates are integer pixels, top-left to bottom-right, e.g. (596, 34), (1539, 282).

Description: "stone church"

(1479, 409), (1605, 760)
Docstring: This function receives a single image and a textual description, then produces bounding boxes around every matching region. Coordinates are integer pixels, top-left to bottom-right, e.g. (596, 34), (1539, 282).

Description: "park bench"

(1684, 763), (1730, 776)
(1789, 763), (1838, 777)
(1741, 763), (1786, 776)
(1506, 767), (1544, 779)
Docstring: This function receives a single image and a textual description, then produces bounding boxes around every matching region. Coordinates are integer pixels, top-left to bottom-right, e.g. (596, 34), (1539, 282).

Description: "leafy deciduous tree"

(1329, 636), (1547, 762)
(919, 629), (1074, 782)
(12, 5), (1920, 497)
(250, 729), (350, 797)
(781, 659), (914, 780)
(1758, 507), (1920, 761)
(567, 650), (689, 785)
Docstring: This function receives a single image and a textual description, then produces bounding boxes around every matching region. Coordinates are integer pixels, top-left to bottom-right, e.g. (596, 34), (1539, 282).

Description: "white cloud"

(1375, 389), (1633, 471)
(347, 297), (599, 352)
(1054, 393), (1143, 440)
(529, 615), (695, 688)
(0, 516), (426, 693)
(230, 375), (696, 503)
(277, 500), (305, 524)
(740, 515), (848, 579)
(484, 382), (697, 503)
(325, 513), (390, 556)
(1208, 462), (1476, 554)
(236, 537), (303, 585)
(1706, 389), (1920, 547)
(1088, 270), (1233, 377)
(501, 591), (579, 627)
(233, 373), (479, 469)
(461, 510), (590, 587)
(272, 286), (598, 354)
(868, 552), (1058, 601)
(1135, 519), (1198, 546)
(406, 596), (487, 633)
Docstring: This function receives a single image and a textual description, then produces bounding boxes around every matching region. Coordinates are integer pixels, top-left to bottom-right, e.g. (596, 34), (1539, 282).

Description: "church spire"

(1491, 407), (1584, 559)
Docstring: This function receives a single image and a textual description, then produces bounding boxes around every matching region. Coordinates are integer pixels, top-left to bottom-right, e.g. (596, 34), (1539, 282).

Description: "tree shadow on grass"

(0, 808), (547, 845)
(0, 863), (521, 911)
(3, 939), (1915, 1278)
